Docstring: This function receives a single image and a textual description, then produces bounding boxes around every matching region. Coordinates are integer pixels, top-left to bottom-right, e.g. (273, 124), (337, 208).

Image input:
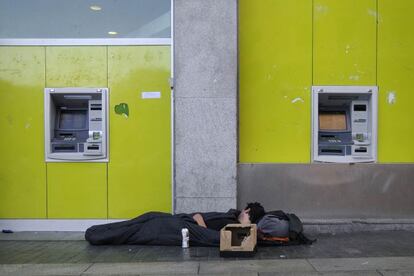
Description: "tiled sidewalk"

(1, 257), (414, 275)
(0, 231), (414, 275)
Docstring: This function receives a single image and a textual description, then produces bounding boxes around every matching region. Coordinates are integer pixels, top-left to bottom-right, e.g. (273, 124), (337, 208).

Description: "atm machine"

(312, 86), (377, 163)
(44, 88), (109, 162)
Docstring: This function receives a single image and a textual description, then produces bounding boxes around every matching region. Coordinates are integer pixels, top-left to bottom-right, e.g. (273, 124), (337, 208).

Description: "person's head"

(238, 202), (265, 224)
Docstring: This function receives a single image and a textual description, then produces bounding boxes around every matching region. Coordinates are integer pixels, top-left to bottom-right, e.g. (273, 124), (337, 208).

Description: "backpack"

(257, 214), (290, 238)
(257, 210), (316, 246)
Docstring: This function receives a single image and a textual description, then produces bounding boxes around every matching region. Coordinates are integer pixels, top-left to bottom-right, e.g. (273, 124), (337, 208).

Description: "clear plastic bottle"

(181, 228), (189, 248)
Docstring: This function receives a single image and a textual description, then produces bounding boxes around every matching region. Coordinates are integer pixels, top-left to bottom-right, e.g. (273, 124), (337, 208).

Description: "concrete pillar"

(173, 0), (238, 213)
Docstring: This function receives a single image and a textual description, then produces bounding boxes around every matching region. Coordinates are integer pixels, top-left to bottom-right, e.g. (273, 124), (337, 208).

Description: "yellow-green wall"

(0, 47), (47, 218)
(239, 0), (312, 163)
(239, 0), (414, 163)
(108, 46), (171, 218)
(0, 46), (171, 219)
(378, 0), (414, 162)
(45, 46), (108, 219)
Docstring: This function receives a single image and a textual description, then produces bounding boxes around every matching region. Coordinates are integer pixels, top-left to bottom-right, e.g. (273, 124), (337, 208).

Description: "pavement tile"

(82, 261), (199, 275)
(141, 273), (258, 276)
(199, 259), (316, 274)
(321, 271), (380, 276)
(0, 264), (26, 274)
(259, 272), (321, 276)
(309, 257), (414, 272)
(2, 231), (414, 265)
(259, 271), (380, 276)
(379, 270), (414, 276)
(0, 263), (91, 275)
(0, 232), (84, 241)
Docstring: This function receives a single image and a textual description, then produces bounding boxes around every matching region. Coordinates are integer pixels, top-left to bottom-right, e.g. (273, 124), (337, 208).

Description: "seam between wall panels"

(375, 0), (379, 162)
(44, 46), (48, 219)
(106, 46), (109, 219)
(312, 0), (314, 86)
(311, 0), (315, 163)
(171, 0), (175, 214)
(235, 0), (239, 206)
(376, 0), (378, 86)
(45, 159), (48, 218)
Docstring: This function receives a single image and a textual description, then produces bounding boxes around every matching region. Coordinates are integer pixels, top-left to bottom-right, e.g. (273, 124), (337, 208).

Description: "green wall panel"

(45, 46), (108, 218)
(47, 163), (107, 218)
(239, 0), (312, 163)
(313, 0), (377, 85)
(46, 46), (107, 87)
(108, 46), (171, 218)
(0, 47), (47, 218)
(378, 0), (414, 162)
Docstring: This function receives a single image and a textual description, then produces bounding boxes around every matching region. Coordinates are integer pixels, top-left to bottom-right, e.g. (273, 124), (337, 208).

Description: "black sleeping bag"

(85, 210), (314, 247)
(85, 211), (237, 246)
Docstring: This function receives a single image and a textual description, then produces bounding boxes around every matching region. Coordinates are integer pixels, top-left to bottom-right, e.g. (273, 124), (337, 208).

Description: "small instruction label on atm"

(141, 92), (161, 99)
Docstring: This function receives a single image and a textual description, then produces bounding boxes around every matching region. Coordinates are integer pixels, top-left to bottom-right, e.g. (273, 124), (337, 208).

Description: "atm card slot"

(354, 147), (367, 153)
(352, 145), (370, 158)
(52, 144), (77, 152)
(87, 145), (100, 150)
(321, 149), (342, 153)
(319, 147), (345, 156)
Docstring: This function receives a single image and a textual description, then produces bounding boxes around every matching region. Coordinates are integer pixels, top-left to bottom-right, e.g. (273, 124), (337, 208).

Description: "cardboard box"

(219, 224), (257, 257)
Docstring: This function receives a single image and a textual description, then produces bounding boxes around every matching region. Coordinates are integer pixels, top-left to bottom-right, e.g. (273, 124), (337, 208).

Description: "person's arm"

(192, 213), (207, 228)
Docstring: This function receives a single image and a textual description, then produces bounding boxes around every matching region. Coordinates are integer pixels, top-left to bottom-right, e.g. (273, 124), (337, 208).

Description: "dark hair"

(245, 202), (265, 223)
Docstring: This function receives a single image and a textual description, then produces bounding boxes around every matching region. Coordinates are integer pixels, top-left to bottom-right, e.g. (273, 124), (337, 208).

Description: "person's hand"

(192, 213), (207, 228)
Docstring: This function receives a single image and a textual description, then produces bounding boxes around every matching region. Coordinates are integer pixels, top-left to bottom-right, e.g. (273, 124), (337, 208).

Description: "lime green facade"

(239, 0), (414, 163)
(0, 47), (47, 218)
(0, 46), (171, 219)
(377, 0), (414, 162)
(239, 0), (312, 163)
(313, 0), (377, 85)
(47, 163), (108, 218)
(108, 46), (171, 218)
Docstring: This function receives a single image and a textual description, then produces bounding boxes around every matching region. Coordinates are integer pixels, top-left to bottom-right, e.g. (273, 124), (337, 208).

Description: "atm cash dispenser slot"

(44, 88), (108, 162)
(312, 86), (377, 163)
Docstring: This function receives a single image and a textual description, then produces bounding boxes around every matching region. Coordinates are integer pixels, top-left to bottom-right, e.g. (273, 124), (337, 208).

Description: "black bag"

(257, 210), (316, 246)
(257, 214), (290, 238)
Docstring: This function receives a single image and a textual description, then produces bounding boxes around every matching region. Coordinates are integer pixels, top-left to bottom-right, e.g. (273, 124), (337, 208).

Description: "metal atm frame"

(44, 87), (109, 162)
(311, 86), (378, 163)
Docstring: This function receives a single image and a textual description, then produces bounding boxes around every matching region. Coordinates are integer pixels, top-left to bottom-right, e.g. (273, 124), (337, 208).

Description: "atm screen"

(58, 110), (87, 130)
(319, 111), (347, 131)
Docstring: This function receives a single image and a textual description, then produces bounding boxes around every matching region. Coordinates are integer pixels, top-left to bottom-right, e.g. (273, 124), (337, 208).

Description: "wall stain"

(367, 9), (377, 18)
(6, 114), (13, 126)
(387, 91), (396, 104)
(315, 4), (329, 14)
(345, 44), (351, 55)
(291, 97), (304, 104)
(349, 75), (360, 81)
(144, 52), (155, 63)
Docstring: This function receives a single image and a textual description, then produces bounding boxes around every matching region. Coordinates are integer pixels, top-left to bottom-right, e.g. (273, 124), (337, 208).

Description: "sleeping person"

(192, 202), (265, 230)
(85, 202), (265, 246)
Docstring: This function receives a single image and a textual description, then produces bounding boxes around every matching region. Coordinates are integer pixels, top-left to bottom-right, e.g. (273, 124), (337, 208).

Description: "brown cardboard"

(220, 224), (257, 257)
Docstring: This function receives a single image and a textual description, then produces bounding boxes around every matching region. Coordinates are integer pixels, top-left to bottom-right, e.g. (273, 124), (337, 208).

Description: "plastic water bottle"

(181, 228), (189, 248)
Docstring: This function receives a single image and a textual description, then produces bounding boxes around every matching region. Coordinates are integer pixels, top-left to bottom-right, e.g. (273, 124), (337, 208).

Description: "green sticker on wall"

(114, 103), (129, 118)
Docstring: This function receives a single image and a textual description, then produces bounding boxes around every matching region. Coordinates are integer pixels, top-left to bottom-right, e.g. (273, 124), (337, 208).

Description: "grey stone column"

(173, 0), (238, 213)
